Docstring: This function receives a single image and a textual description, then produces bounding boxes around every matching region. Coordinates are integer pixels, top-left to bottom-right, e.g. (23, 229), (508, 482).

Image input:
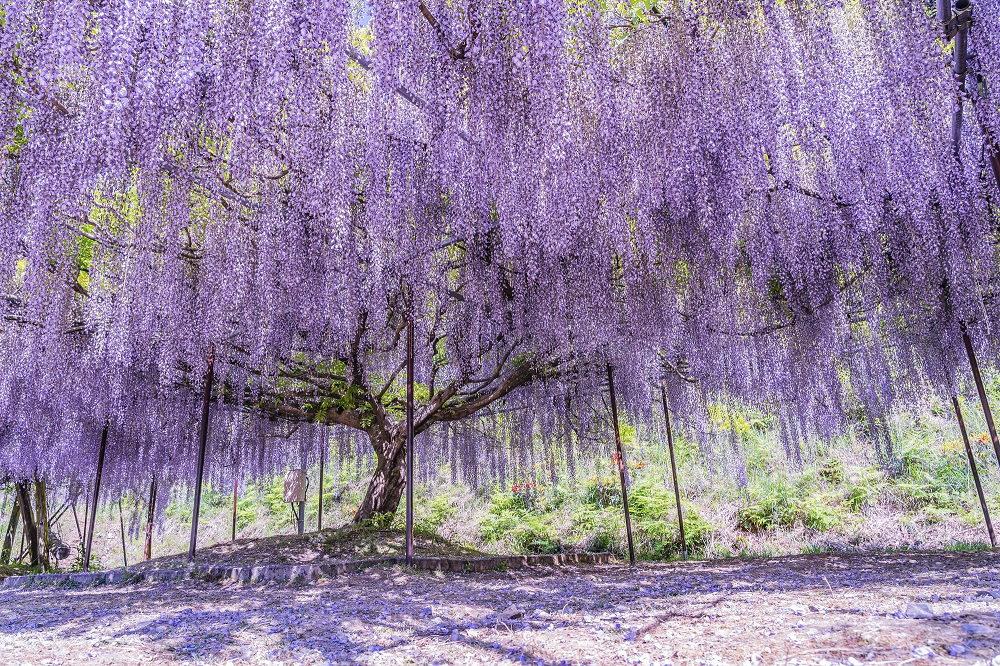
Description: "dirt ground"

(3, 551), (1000, 665)
(124, 525), (483, 573)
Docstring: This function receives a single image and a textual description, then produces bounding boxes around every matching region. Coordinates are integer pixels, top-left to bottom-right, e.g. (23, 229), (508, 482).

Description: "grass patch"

(943, 541), (993, 552)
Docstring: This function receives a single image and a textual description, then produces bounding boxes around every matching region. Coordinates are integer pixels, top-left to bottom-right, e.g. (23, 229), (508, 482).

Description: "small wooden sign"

(283, 469), (307, 503)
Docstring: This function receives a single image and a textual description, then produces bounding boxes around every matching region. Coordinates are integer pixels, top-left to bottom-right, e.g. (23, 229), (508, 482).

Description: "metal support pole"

(83, 425), (108, 572)
(317, 444), (325, 532)
(81, 484), (90, 549)
(144, 478), (157, 561)
(607, 364), (636, 566)
(296, 501), (305, 535)
(936, 0), (951, 23)
(946, 0), (971, 156)
(962, 328), (1000, 468)
(405, 320), (415, 568)
(188, 345), (215, 561)
(954, 396), (996, 548)
(71, 501), (82, 541)
(118, 498), (128, 568)
(660, 387), (687, 560)
(231, 472), (238, 541)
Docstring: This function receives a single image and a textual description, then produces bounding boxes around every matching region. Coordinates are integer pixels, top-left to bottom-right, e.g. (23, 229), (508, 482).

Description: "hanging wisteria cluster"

(1, 0), (998, 518)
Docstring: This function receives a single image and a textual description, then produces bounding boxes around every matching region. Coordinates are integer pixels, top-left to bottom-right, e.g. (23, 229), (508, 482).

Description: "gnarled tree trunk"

(1, 491), (20, 564)
(14, 482), (39, 567)
(353, 427), (407, 522)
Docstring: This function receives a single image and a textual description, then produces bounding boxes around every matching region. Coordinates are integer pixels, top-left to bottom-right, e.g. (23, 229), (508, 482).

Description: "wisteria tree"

(1, 0), (999, 529)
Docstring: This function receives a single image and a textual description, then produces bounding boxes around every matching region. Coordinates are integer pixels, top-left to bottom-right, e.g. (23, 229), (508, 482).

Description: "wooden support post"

(954, 396), (996, 548)
(83, 425), (108, 572)
(189, 345), (215, 561)
(660, 387), (687, 560)
(144, 478), (157, 561)
(405, 320), (415, 568)
(607, 364), (636, 566)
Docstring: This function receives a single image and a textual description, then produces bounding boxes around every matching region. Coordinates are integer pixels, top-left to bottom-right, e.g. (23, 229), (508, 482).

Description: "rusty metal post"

(962, 327), (1000, 468)
(606, 364), (636, 566)
(954, 396), (996, 548)
(81, 484), (89, 547)
(83, 425), (108, 572)
(118, 498), (128, 568)
(317, 444), (325, 532)
(231, 472), (238, 541)
(660, 387), (687, 560)
(189, 345), (215, 561)
(71, 501), (82, 541)
(143, 478), (157, 561)
(405, 320), (415, 567)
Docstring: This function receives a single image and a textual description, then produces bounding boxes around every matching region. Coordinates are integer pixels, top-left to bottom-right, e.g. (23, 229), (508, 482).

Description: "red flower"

(512, 484), (521, 493)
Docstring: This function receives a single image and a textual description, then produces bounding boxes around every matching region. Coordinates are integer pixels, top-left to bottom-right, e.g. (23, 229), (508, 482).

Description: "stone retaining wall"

(1, 552), (614, 589)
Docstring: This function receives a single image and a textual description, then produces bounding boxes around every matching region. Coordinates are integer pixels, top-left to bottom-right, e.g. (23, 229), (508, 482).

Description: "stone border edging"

(0, 552), (614, 589)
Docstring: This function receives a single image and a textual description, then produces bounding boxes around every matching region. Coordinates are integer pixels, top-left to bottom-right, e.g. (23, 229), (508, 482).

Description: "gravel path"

(3, 551), (1000, 665)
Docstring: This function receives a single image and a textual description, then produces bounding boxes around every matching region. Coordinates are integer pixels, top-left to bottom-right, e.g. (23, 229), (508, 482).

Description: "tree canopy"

(1, 0), (999, 516)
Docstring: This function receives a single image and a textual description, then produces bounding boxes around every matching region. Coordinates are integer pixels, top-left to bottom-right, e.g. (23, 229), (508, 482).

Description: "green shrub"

(421, 494), (457, 528)
(945, 541), (993, 552)
(818, 458), (846, 484)
(571, 507), (624, 555)
(584, 477), (621, 508)
(919, 506), (954, 523)
(736, 476), (798, 531)
(235, 494), (258, 531)
(67, 542), (102, 572)
(627, 480), (677, 521)
(636, 509), (711, 559)
(846, 476), (883, 511)
(737, 476), (841, 532)
(799, 497), (842, 531)
(481, 511), (560, 553)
